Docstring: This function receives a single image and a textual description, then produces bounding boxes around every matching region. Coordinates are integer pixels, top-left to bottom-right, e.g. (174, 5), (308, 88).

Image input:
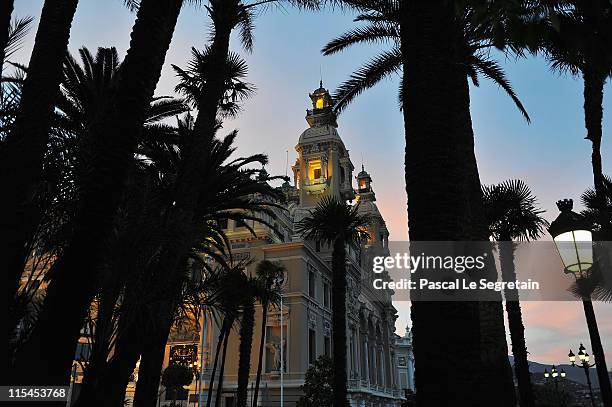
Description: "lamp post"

(275, 271), (286, 407)
(549, 199), (612, 407)
(543, 364), (566, 402)
(569, 344), (598, 407)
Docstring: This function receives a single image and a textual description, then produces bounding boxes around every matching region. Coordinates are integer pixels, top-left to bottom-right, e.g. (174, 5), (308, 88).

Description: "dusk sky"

(12, 0), (612, 365)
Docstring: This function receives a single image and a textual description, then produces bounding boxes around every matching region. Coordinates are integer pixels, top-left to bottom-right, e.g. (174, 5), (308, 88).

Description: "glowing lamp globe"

(548, 199), (593, 275)
(568, 349), (576, 365)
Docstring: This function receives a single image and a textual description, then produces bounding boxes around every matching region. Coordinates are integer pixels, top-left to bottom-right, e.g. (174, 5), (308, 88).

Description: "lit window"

(316, 97), (324, 109)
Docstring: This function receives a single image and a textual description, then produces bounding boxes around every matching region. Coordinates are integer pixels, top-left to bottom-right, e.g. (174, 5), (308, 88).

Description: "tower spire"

(319, 65), (323, 89)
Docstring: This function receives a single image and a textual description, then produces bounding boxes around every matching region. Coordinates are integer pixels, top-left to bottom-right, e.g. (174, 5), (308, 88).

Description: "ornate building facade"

(160, 84), (412, 407)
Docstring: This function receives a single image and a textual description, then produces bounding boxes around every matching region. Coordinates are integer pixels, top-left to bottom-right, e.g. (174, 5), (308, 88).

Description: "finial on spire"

(319, 65), (323, 89)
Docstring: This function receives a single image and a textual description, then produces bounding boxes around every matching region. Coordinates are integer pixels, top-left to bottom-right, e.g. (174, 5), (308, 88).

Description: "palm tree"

(323, 1), (529, 118)
(198, 266), (246, 407)
(251, 260), (284, 407)
(3, 43), (185, 406)
(90, 121), (283, 406)
(324, 1), (535, 403)
(11, 0), (186, 386)
(542, 0), (612, 227)
(297, 196), (370, 407)
(0, 0), (80, 293)
(1, 0), (79, 378)
(237, 271), (282, 407)
(150, 1), (320, 357)
(482, 180), (549, 407)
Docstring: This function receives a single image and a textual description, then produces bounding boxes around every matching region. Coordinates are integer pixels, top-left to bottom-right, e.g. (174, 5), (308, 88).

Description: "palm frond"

(4, 16), (35, 63)
(470, 56), (531, 123)
(333, 47), (402, 114)
(322, 23), (398, 56)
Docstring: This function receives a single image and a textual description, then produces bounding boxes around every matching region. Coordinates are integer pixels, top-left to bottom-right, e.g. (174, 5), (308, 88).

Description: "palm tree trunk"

(215, 323), (232, 407)
(237, 301), (255, 407)
(1, 0), (79, 377)
(153, 4), (234, 286)
(251, 302), (268, 407)
(400, 2), (483, 405)
(74, 286), (122, 407)
(79, 322), (143, 407)
(207, 319), (229, 407)
(400, 1), (515, 405)
(582, 298), (612, 406)
(331, 238), (349, 406)
(454, 57), (516, 404)
(499, 241), (534, 407)
(583, 68), (608, 224)
(133, 308), (175, 407)
(0, 0), (14, 67)
(10, 0), (183, 386)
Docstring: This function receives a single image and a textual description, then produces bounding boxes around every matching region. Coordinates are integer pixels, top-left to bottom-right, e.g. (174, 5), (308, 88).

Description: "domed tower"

(292, 82), (355, 209)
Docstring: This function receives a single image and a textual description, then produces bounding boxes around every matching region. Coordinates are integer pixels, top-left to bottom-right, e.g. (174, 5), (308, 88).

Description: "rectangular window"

(398, 356), (407, 367)
(313, 168), (322, 179)
(324, 336), (331, 357)
(308, 271), (316, 298)
(309, 329), (317, 364)
(323, 283), (330, 308)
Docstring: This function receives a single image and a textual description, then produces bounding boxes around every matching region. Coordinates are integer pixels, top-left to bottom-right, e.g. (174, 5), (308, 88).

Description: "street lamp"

(543, 364), (566, 405)
(548, 199), (593, 275)
(569, 344), (597, 407)
(550, 199), (612, 407)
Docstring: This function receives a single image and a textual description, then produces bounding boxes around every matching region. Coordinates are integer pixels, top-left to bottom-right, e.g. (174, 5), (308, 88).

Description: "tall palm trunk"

(454, 55), (516, 403)
(74, 285), (123, 407)
(76, 296), (149, 407)
(133, 307), (175, 407)
(1, 0), (79, 377)
(215, 323), (232, 407)
(10, 0), (183, 386)
(153, 4), (234, 289)
(331, 238), (349, 406)
(582, 297), (612, 406)
(0, 0), (14, 67)
(583, 68), (608, 222)
(499, 241), (534, 407)
(401, 2), (479, 405)
(400, 1), (513, 405)
(207, 319), (230, 407)
(237, 301), (255, 407)
(251, 302), (268, 407)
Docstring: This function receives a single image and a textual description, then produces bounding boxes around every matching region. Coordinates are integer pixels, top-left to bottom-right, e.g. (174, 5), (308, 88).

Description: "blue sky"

(11, 0), (612, 365)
